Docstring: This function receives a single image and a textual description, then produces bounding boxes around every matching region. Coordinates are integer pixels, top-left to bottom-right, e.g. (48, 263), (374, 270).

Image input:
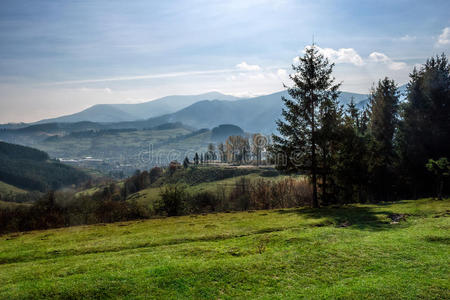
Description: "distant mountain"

(1, 90), (371, 139)
(35, 92), (239, 124)
(137, 91), (370, 133)
(110, 91), (239, 120)
(35, 105), (136, 124)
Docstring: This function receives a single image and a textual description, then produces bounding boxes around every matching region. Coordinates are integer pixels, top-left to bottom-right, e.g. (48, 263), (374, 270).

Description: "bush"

(157, 184), (189, 216)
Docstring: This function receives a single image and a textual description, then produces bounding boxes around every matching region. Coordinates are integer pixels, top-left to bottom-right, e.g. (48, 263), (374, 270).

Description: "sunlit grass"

(0, 198), (448, 299)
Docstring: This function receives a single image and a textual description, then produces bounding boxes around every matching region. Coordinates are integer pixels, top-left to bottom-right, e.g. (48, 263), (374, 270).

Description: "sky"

(0, 0), (449, 123)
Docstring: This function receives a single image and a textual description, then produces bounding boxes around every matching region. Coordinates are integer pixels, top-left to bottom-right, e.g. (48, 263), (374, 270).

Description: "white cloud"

(302, 46), (364, 66)
(295, 46), (408, 71)
(437, 27), (450, 45)
(236, 61), (261, 71)
(368, 52), (390, 63)
(368, 52), (407, 70)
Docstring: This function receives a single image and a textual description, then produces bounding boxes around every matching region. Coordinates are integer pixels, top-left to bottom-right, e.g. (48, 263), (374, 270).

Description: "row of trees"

(183, 133), (269, 167)
(157, 176), (311, 216)
(0, 172), (309, 234)
(271, 45), (449, 207)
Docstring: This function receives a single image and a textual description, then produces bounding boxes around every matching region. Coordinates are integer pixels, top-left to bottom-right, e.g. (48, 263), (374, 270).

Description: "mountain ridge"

(136, 90), (370, 133)
(34, 92), (240, 124)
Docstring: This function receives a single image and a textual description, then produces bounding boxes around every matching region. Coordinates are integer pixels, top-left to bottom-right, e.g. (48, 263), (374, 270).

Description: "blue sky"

(0, 0), (449, 122)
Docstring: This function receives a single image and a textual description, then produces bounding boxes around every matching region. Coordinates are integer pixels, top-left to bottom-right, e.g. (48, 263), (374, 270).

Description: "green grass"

(0, 181), (26, 196)
(0, 198), (449, 299)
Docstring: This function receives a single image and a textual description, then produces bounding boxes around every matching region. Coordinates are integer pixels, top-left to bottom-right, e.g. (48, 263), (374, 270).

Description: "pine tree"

(183, 156), (190, 169)
(367, 77), (399, 201)
(346, 97), (360, 129)
(398, 54), (450, 197)
(332, 102), (370, 203)
(194, 153), (199, 165)
(271, 45), (340, 208)
(317, 89), (343, 204)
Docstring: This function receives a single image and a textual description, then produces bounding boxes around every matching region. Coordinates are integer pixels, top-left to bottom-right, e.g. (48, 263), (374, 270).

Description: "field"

(0, 198), (448, 299)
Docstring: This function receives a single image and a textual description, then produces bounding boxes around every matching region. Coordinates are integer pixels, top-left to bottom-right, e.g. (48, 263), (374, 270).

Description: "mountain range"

(28, 90), (370, 133)
(35, 92), (240, 124)
(112, 90), (370, 133)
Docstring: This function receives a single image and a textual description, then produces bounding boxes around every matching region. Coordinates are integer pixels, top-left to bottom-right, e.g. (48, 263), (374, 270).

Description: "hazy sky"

(0, 0), (449, 123)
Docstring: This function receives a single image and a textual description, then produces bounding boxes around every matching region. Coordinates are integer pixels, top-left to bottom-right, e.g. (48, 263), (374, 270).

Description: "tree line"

(271, 45), (449, 207)
(0, 166), (310, 234)
(183, 133), (269, 167)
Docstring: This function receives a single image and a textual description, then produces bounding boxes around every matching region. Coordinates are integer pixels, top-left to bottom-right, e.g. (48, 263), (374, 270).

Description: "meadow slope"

(0, 199), (448, 299)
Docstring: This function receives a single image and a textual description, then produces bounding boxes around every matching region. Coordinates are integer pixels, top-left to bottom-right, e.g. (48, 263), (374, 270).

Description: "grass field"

(0, 198), (448, 299)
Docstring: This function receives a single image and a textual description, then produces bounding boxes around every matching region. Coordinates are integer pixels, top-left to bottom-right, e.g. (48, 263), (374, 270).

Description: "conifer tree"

(271, 45), (340, 208)
(367, 77), (399, 201)
(183, 156), (190, 169)
(398, 54), (450, 197)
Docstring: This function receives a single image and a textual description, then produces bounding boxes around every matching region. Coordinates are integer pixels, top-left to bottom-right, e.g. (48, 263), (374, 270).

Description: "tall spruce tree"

(317, 90), (343, 204)
(272, 45), (340, 208)
(332, 101), (370, 203)
(398, 54), (450, 197)
(367, 77), (400, 201)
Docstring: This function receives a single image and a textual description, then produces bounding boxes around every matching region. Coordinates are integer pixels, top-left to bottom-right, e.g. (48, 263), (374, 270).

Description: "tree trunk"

(322, 150), (327, 205)
(438, 178), (443, 200)
(311, 98), (319, 208)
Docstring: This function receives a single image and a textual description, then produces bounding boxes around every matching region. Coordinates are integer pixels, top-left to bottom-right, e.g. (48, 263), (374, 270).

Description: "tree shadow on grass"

(277, 205), (404, 231)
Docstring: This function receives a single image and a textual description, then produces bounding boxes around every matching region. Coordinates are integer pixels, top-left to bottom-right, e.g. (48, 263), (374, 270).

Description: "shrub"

(157, 184), (189, 216)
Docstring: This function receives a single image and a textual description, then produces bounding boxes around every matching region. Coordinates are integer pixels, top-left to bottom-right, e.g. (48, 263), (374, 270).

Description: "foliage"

(367, 77), (400, 201)
(426, 157), (450, 200)
(271, 44), (340, 208)
(397, 54), (450, 198)
(157, 184), (189, 216)
(271, 52), (449, 206)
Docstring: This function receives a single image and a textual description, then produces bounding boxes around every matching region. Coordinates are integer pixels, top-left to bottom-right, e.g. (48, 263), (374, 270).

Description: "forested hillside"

(0, 142), (89, 192)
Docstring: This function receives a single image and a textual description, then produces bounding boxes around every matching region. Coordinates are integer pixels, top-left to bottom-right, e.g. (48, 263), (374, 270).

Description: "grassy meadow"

(0, 198), (448, 299)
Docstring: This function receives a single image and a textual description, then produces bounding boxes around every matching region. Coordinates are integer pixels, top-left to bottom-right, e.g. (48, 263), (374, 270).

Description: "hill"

(35, 92), (239, 124)
(0, 181), (26, 196)
(34, 105), (137, 124)
(0, 198), (448, 299)
(141, 91), (369, 133)
(0, 142), (89, 192)
(0, 123), (246, 175)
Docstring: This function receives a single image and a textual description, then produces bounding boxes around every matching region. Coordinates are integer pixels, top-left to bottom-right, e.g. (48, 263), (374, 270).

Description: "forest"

(0, 141), (89, 193)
